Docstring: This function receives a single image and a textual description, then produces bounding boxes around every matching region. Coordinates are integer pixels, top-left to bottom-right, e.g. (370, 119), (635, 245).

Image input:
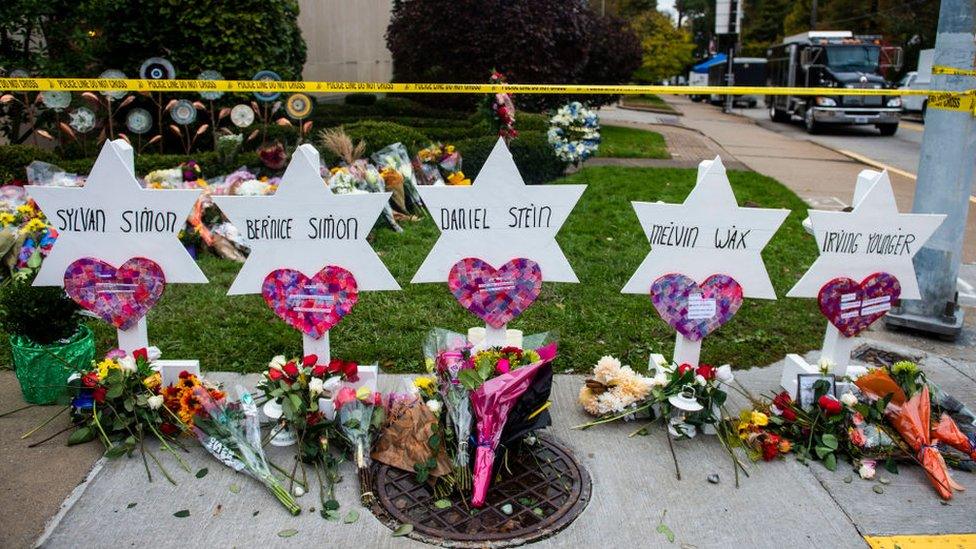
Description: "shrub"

(387, 0), (597, 112)
(0, 145), (58, 182)
(344, 93), (378, 106)
(456, 131), (567, 185)
(50, 151), (260, 178)
(0, 275), (80, 345)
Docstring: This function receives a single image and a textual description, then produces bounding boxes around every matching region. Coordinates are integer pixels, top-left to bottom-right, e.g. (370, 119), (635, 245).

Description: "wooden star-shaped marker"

(788, 169), (945, 300)
(411, 138), (586, 283)
(622, 156), (789, 298)
(28, 139), (206, 287)
(213, 144), (399, 295)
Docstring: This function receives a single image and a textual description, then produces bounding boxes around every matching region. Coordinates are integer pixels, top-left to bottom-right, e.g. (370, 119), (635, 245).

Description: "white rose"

(818, 357), (836, 374)
(268, 355), (287, 370)
(147, 395), (164, 410)
(147, 346), (162, 362)
(715, 364), (734, 383)
(118, 356), (137, 373)
(426, 400), (442, 415)
(858, 462), (876, 480)
(308, 377), (325, 397)
(840, 392), (858, 407)
(695, 374), (707, 386)
(652, 371), (669, 387)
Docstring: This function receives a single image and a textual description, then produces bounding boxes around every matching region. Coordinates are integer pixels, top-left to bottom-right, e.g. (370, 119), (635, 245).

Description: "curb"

(34, 457), (106, 548)
(616, 103), (683, 116)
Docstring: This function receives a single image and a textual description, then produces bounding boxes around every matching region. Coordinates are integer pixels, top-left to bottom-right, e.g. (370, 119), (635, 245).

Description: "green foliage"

(0, 145), (58, 182)
(321, 121), (430, 162)
(455, 132), (567, 185)
(51, 151), (261, 179)
(344, 93), (378, 106)
(631, 10), (696, 83)
(0, 273), (80, 344)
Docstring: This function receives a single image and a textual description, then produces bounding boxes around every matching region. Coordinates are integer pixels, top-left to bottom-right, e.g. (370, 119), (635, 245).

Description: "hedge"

(320, 121), (430, 162)
(456, 131), (567, 185)
(0, 145), (60, 182)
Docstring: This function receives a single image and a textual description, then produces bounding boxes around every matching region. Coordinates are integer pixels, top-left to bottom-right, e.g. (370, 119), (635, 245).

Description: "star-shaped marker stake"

(787, 169), (945, 300)
(214, 144), (399, 295)
(411, 138), (585, 283)
(28, 139), (205, 287)
(622, 157), (789, 298)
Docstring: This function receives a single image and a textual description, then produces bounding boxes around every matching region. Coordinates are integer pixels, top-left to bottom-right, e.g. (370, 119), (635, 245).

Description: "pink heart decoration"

(650, 274), (743, 341)
(262, 266), (358, 339)
(63, 257), (166, 330)
(448, 258), (543, 328)
(818, 273), (900, 337)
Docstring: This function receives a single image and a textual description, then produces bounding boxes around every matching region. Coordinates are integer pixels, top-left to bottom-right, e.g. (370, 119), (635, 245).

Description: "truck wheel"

(804, 110), (821, 134)
(877, 123), (898, 136)
(769, 106), (790, 122)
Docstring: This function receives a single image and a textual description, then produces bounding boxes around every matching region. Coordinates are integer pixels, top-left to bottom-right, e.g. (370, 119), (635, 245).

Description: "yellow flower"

(355, 385), (371, 401)
(16, 204), (35, 217)
(424, 357), (435, 373)
(445, 145), (456, 154)
(751, 411), (769, 427)
(418, 149), (434, 162)
(195, 178), (208, 188)
(20, 218), (47, 234)
(0, 212), (15, 226)
(143, 372), (161, 391)
(778, 439), (792, 453)
(413, 376), (436, 392)
(96, 358), (119, 379)
(446, 171), (471, 186)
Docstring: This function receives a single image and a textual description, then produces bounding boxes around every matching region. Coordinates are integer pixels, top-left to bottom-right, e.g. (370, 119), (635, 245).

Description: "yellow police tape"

(2, 77), (974, 114)
(932, 65), (976, 77)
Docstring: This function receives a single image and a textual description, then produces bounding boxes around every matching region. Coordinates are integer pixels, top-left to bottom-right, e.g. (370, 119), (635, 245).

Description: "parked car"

(900, 49), (933, 114)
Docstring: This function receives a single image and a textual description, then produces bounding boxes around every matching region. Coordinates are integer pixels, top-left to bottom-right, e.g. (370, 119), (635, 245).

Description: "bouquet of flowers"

(66, 348), (194, 483)
(371, 142), (424, 213)
(372, 383), (452, 489)
(547, 101), (600, 165)
(415, 143), (465, 186)
(421, 328), (557, 506)
(0, 199), (58, 273)
(192, 385), (302, 515)
(484, 70), (517, 142)
(257, 354), (357, 502)
(335, 385), (385, 505)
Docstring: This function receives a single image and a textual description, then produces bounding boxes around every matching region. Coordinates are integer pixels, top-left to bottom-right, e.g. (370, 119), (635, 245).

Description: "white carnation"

(426, 400), (442, 415)
(147, 395), (164, 410)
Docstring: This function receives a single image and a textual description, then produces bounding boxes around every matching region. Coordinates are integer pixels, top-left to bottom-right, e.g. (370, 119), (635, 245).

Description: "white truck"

(899, 49), (933, 114)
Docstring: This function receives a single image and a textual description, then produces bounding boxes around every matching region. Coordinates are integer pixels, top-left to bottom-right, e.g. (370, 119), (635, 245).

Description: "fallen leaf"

(873, 485), (884, 494)
(392, 524), (413, 537)
(173, 509), (190, 518)
(229, 484), (240, 494)
(195, 468), (209, 479)
(657, 523), (675, 543)
(126, 502), (137, 509)
(277, 529), (298, 538)
(212, 504), (222, 517)
(343, 510), (359, 524)
(433, 499), (451, 509)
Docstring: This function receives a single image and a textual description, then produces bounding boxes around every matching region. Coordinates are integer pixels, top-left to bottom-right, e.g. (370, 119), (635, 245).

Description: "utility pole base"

(885, 308), (964, 339)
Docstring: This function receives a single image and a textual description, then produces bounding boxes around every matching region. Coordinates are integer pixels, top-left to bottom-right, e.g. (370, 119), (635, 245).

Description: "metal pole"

(724, 46), (735, 113)
(810, 0), (818, 28)
(886, 0), (975, 338)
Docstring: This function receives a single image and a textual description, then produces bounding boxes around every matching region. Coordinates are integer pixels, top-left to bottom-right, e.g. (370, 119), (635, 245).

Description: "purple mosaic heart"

(63, 257), (166, 330)
(262, 266), (358, 339)
(650, 273), (743, 341)
(818, 272), (900, 338)
(448, 258), (542, 328)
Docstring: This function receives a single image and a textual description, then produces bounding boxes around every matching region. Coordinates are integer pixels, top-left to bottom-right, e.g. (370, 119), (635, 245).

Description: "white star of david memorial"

(622, 156), (789, 367)
(213, 144), (398, 361)
(780, 169), (946, 394)
(27, 139), (206, 351)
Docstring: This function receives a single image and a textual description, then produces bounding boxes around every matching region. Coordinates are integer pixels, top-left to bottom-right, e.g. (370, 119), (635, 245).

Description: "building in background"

(297, 0), (393, 83)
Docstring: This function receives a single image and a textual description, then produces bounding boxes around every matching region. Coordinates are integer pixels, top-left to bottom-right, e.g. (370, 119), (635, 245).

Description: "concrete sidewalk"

(30, 341), (976, 548)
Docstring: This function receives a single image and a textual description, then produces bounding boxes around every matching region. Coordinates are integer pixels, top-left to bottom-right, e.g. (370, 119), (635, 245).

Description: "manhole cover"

(852, 344), (921, 367)
(370, 434), (590, 548)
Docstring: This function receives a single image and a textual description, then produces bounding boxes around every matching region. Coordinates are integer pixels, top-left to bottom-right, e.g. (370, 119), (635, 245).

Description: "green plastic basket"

(11, 325), (95, 405)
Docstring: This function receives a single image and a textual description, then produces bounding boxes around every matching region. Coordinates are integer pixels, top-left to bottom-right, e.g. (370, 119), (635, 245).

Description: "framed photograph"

(796, 373), (837, 410)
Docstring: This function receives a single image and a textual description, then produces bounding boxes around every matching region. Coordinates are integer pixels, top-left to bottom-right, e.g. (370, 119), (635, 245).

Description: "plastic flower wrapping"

(0, 191), (59, 275)
(418, 328), (557, 506)
(414, 142), (464, 186)
(548, 101), (600, 164)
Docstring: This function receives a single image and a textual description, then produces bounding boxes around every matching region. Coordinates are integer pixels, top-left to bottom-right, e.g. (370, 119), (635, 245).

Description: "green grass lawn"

(1, 166), (824, 375)
(598, 125), (670, 159)
(620, 94), (677, 113)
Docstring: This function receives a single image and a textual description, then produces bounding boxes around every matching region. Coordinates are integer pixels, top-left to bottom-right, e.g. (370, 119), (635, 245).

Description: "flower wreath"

(547, 101), (600, 164)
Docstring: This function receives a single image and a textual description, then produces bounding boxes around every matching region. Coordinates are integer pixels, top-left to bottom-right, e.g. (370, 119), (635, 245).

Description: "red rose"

(311, 364), (327, 378)
(307, 411), (322, 426)
(781, 407), (797, 422)
(818, 395), (843, 415)
(160, 422), (178, 436)
(372, 391), (383, 407)
(92, 387), (107, 403)
(268, 368), (284, 381)
(302, 354), (318, 367)
(327, 359), (343, 375)
(82, 372), (99, 388)
(342, 361), (359, 382)
(772, 391), (792, 410)
(677, 363), (694, 375)
(132, 348), (148, 362)
(282, 361), (299, 379)
(761, 441), (779, 461)
(696, 364), (716, 380)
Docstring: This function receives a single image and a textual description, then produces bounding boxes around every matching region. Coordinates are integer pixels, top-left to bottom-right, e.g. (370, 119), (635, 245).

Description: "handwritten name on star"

(647, 222), (754, 250)
(242, 214), (360, 241)
(437, 203), (554, 231)
(53, 206), (184, 234)
(819, 228), (917, 256)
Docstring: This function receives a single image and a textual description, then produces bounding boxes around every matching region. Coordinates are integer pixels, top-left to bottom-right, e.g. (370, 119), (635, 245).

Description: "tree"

(631, 10), (695, 83)
(387, 0), (640, 111)
(740, 0), (793, 57)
